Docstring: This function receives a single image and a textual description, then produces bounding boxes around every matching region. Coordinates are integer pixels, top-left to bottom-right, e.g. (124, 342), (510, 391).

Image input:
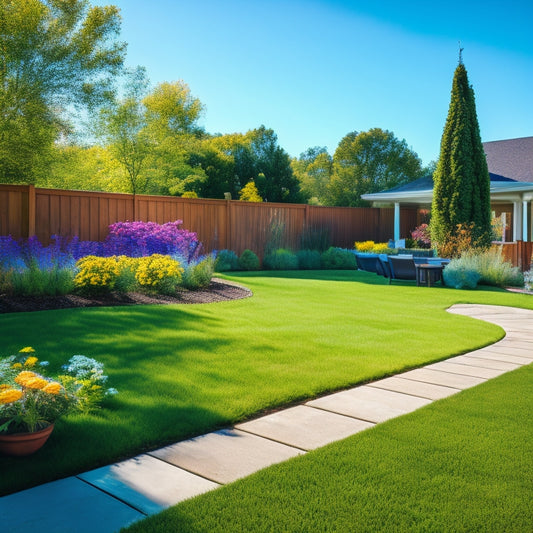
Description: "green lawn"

(1, 270), (532, 497)
(123, 364), (533, 533)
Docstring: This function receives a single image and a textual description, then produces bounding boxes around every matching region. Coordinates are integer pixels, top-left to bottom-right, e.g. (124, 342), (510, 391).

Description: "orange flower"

(24, 377), (49, 390)
(42, 382), (61, 395)
(0, 388), (23, 404)
(14, 371), (38, 386)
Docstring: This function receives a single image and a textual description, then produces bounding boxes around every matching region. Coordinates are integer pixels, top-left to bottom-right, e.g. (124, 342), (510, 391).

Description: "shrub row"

(215, 247), (356, 272)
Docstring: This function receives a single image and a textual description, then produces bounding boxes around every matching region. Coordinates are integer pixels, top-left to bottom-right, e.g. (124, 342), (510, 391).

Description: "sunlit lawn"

(1, 270), (532, 497)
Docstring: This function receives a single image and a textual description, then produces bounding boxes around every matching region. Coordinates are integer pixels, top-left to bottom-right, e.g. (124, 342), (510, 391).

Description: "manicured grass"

(124, 364), (533, 533)
(1, 270), (532, 496)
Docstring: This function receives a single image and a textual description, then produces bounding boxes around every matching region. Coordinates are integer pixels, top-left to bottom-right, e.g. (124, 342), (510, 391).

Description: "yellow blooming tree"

(239, 181), (263, 202)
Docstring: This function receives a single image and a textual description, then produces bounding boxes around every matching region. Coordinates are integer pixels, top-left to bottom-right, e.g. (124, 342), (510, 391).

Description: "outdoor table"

(415, 263), (445, 287)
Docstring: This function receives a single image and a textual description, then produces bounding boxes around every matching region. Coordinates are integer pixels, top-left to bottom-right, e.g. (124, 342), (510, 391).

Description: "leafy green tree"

(95, 67), (151, 194)
(291, 147), (333, 205)
(239, 181), (263, 202)
(39, 144), (124, 192)
(0, 0), (125, 183)
(143, 81), (204, 138)
(431, 60), (492, 248)
(327, 128), (424, 207)
(247, 126), (303, 203)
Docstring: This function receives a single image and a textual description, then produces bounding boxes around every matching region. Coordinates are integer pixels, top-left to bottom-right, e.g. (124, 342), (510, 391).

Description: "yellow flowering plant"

(0, 348), (117, 434)
(135, 254), (184, 294)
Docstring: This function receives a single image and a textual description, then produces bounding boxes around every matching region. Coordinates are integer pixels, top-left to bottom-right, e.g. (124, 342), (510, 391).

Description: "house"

(361, 137), (533, 243)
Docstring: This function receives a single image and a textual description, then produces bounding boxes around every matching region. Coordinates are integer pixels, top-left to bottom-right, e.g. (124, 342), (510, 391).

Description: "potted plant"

(0, 347), (117, 456)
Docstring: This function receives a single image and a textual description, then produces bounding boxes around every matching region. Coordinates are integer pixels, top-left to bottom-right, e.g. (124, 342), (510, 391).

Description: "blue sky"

(94, 0), (533, 165)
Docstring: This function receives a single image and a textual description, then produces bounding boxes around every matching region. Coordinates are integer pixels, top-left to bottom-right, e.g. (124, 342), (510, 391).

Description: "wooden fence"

(2, 184), (531, 269)
(0, 184), (418, 259)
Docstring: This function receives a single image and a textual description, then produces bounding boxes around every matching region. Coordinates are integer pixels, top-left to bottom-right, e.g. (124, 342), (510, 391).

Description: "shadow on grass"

(0, 304), (240, 496)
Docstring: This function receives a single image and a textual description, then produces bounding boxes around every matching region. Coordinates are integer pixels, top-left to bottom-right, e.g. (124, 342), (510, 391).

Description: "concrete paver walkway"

(1, 304), (532, 532)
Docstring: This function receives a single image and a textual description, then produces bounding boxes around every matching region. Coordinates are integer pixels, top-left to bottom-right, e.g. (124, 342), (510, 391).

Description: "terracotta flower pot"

(0, 423), (55, 456)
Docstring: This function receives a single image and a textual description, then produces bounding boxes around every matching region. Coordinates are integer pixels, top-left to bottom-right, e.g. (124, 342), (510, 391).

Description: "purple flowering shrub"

(0, 221), (203, 296)
(104, 221), (201, 261)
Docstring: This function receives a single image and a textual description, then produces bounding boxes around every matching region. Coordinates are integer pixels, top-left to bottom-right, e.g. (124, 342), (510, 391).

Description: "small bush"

(135, 255), (184, 294)
(238, 249), (260, 271)
(181, 256), (215, 290)
(459, 248), (524, 287)
(113, 257), (139, 293)
(10, 262), (75, 296)
(296, 250), (322, 270)
(263, 249), (298, 270)
(74, 256), (121, 294)
(214, 250), (239, 272)
(321, 247), (357, 269)
(443, 262), (481, 290)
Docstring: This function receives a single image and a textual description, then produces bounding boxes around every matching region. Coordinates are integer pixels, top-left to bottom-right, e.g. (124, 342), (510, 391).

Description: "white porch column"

(523, 200), (529, 241)
(394, 202), (400, 242)
(513, 202), (522, 242)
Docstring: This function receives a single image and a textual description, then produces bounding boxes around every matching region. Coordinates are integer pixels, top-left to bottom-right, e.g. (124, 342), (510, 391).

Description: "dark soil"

(0, 278), (252, 314)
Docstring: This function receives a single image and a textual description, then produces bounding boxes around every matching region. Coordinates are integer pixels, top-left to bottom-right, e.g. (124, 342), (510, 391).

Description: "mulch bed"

(0, 278), (252, 314)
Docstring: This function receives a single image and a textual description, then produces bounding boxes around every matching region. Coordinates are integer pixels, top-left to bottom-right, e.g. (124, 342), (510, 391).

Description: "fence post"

(226, 199), (232, 252)
(27, 184), (36, 238)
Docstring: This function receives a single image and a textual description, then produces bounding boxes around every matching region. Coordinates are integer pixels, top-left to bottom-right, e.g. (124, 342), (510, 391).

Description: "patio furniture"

(387, 256), (417, 284)
(355, 253), (379, 273)
(415, 263), (446, 287)
(376, 256), (391, 279)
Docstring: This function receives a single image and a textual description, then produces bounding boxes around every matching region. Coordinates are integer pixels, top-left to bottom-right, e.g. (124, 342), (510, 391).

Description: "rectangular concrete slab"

(367, 376), (460, 400)
(496, 340), (533, 350)
(0, 476), (143, 533)
(482, 345), (533, 359)
(448, 355), (521, 371)
(149, 428), (304, 485)
(465, 350), (533, 365)
(425, 361), (506, 379)
(399, 368), (486, 389)
(236, 405), (374, 450)
(79, 454), (219, 515)
(306, 385), (431, 423)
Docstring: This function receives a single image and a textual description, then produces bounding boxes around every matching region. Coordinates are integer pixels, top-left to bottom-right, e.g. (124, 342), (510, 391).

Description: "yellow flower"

(24, 377), (49, 390)
(14, 370), (38, 386)
(42, 382), (61, 395)
(24, 356), (38, 367)
(0, 388), (23, 405)
(19, 347), (35, 353)
(12, 362), (23, 369)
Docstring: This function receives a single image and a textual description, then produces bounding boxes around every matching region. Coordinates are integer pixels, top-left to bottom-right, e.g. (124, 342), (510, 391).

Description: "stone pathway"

(1, 304), (532, 532)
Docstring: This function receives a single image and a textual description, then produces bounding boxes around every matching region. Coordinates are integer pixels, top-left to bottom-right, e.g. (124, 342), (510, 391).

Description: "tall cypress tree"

(431, 56), (492, 248)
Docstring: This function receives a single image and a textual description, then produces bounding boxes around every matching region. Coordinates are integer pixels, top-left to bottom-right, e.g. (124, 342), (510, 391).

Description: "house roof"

(361, 173), (533, 204)
(483, 137), (533, 183)
(362, 136), (533, 204)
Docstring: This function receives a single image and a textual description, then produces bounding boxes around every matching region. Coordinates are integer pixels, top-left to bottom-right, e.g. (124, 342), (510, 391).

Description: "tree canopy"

(0, 0), (125, 183)
(430, 61), (491, 248)
(326, 128), (424, 207)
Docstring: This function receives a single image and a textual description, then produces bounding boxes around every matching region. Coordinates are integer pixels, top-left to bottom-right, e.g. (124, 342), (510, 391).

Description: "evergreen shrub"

(321, 247), (357, 270)
(296, 250), (322, 270)
(263, 249), (298, 270)
(442, 263), (481, 290)
(238, 249), (260, 271)
(214, 250), (239, 272)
